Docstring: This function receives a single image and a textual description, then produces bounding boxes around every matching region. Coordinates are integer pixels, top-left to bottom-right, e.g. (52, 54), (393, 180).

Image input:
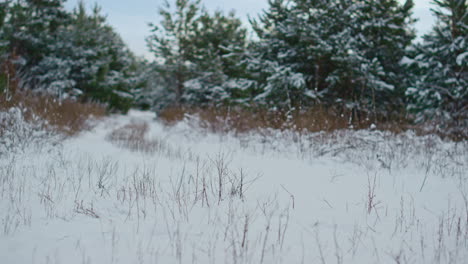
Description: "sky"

(64, 0), (436, 60)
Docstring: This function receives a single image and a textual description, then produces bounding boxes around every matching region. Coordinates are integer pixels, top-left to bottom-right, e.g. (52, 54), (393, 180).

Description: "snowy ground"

(1, 110), (467, 264)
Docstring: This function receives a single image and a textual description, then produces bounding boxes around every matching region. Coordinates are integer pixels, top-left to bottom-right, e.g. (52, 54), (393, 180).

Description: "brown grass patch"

(106, 121), (161, 153)
(0, 90), (106, 136)
(158, 105), (466, 141)
(158, 105), (406, 134)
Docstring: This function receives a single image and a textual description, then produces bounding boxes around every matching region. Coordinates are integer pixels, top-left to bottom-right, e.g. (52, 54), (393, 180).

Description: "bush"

(157, 105), (465, 141)
(0, 90), (106, 136)
(158, 105), (379, 134)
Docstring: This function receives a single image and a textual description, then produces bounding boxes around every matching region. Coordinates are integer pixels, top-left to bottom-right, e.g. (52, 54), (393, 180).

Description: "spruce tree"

(5, 1), (141, 112)
(44, 2), (140, 111)
(353, 0), (416, 116)
(406, 0), (467, 137)
(147, 0), (249, 107)
(0, 1), (10, 93)
(147, 0), (201, 105)
(0, 0), (70, 95)
(248, 0), (415, 118)
(5, 0), (69, 71)
(184, 9), (249, 105)
(0, 2), (10, 61)
(0, 2), (8, 55)
(248, 0), (311, 109)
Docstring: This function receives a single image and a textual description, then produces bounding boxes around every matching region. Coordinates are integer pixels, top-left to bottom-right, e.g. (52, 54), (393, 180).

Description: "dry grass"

(158, 105), (406, 134)
(1, 55), (106, 136)
(106, 121), (162, 154)
(158, 105), (466, 141)
(0, 90), (106, 136)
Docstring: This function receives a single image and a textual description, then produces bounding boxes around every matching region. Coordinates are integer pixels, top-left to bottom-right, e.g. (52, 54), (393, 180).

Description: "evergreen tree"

(4, 0), (69, 73)
(406, 0), (467, 137)
(0, 2), (8, 56)
(147, 0), (249, 107)
(29, 1), (141, 112)
(0, 1), (10, 93)
(0, 0), (141, 112)
(1, 0), (73, 94)
(248, 0), (415, 118)
(248, 0), (309, 109)
(147, 0), (201, 105)
(183, 9), (250, 105)
(133, 59), (162, 110)
(353, 0), (416, 115)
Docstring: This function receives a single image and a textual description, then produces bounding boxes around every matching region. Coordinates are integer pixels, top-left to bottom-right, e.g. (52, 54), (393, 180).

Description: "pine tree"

(133, 59), (164, 110)
(406, 0), (467, 137)
(0, 0), (142, 112)
(11, 1), (141, 112)
(183, 9), (249, 105)
(0, 1), (10, 61)
(51, 2), (140, 111)
(147, 0), (249, 107)
(353, 0), (416, 116)
(0, 2), (8, 56)
(249, 0), (415, 117)
(0, 0), (70, 92)
(248, 0), (312, 109)
(5, 0), (69, 71)
(0, 1), (10, 93)
(147, 0), (201, 105)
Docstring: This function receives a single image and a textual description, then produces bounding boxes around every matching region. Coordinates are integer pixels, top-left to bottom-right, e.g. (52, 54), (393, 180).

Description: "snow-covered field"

(1, 110), (467, 264)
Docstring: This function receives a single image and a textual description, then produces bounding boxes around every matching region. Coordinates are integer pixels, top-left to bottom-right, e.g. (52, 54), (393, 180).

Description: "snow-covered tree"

(0, 2), (8, 56)
(147, 0), (201, 105)
(1, 0), (69, 95)
(4, 0), (69, 71)
(29, 1), (141, 112)
(147, 0), (250, 108)
(248, 0), (415, 117)
(147, 0), (249, 107)
(353, 0), (416, 115)
(248, 0), (310, 109)
(405, 0), (467, 137)
(0, 0), (142, 112)
(183, 9), (250, 105)
(0, 2), (9, 60)
(0, 1), (10, 94)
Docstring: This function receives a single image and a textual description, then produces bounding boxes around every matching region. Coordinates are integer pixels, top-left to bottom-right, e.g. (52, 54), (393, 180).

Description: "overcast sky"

(64, 0), (437, 60)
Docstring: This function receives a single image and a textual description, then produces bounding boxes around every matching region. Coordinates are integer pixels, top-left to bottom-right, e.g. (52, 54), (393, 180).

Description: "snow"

(400, 56), (414, 65)
(373, 80), (395, 91)
(456, 52), (467, 66)
(1, 110), (467, 263)
(304, 89), (318, 99)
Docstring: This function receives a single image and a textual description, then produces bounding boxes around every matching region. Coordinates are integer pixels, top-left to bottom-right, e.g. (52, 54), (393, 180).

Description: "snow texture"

(1, 110), (467, 263)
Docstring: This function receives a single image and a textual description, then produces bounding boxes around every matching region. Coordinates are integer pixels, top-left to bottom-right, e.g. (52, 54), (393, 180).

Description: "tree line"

(0, 0), (144, 112)
(0, 0), (466, 134)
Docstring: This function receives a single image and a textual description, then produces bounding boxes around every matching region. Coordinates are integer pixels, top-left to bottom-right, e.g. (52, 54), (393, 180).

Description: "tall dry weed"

(158, 105), (466, 140)
(0, 90), (106, 136)
(158, 105), (408, 134)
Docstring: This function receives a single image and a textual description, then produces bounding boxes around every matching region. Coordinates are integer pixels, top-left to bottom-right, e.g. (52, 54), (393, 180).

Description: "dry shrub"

(157, 106), (187, 125)
(158, 105), (412, 135)
(0, 90), (106, 136)
(1, 54), (106, 136)
(106, 121), (161, 153)
(158, 105), (468, 140)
